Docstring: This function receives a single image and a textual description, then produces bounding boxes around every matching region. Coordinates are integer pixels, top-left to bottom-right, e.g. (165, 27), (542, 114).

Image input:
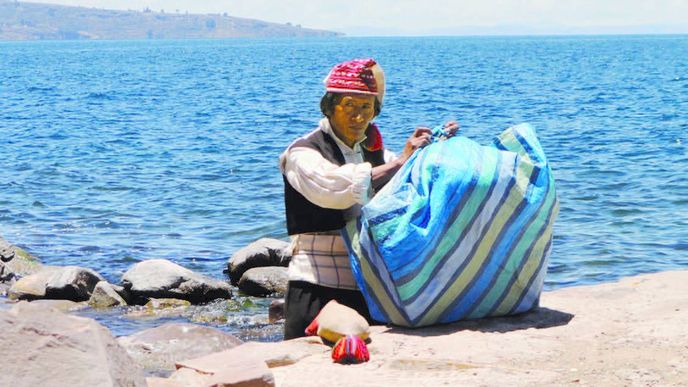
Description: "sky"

(26, 0), (688, 36)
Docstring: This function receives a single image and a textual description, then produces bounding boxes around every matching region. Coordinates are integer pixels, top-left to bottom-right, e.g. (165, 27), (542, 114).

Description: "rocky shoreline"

(2, 236), (687, 386)
(1, 236), (291, 304)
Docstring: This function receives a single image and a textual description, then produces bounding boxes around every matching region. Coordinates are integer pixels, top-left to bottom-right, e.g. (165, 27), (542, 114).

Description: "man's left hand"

(443, 121), (460, 138)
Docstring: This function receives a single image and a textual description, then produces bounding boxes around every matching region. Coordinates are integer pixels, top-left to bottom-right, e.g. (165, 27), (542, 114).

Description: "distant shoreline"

(0, 1), (343, 41)
(1, 32), (686, 43)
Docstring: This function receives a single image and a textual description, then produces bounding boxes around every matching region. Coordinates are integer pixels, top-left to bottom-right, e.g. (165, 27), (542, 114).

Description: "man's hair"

(320, 92), (382, 118)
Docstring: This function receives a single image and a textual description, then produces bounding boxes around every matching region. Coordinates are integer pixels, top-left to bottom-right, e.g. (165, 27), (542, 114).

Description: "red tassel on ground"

(331, 335), (370, 364)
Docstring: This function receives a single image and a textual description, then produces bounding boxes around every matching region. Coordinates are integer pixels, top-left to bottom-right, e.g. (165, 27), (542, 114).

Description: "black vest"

(283, 127), (386, 235)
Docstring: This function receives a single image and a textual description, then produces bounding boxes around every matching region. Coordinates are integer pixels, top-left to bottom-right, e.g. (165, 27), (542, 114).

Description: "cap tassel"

(331, 334), (370, 364)
(364, 123), (383, 152)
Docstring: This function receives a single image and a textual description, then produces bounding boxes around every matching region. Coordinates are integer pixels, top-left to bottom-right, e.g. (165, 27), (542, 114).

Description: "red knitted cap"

(324, 58), (380, 95)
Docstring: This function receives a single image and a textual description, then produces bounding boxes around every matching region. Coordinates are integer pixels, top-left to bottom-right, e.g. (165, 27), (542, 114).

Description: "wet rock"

(89, 281), (128, 308)
(8, 266), (105, 301)
(0, 283), (11, 297)
(121, 259), (232, 304)
(269, 299), (285, 323)
(123, 298), (269, 329)
(0, 236), (42, 281)
(117, 323), (243, 374)
(125, 298), (191, 319)
(6, 268), (52, 300)
(187, 298), (257, 324)
(146, 297), (192, 309)
(227, 238), (291, 285)
(238, 267), (289, 297)
(0, 301), (145, 386)
(0, 236), (39, 264)
(174, 345), (275, 387)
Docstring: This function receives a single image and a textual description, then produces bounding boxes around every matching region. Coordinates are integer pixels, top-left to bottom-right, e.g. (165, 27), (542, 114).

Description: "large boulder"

(121, 259), (232, 304)
(227, 238), (291, 285)
(117, 323), (243, 374)
(0, 302), (145, 386)
(0, 236), (42, 281)
(238, 266), (289, 297)
(8, 266), (105, 301)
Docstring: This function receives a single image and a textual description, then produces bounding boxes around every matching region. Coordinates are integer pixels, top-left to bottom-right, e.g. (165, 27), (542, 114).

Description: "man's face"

(330, 93), (376, 147)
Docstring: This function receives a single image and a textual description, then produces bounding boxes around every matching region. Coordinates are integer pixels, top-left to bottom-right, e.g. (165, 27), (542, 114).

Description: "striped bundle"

(343, 123), (559, 327)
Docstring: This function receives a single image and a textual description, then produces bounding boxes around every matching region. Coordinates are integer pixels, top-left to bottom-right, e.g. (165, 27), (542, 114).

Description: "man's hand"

(399, 127), (433, 162)
(442, 121), (460, 138)
(372, 121), (461, 191)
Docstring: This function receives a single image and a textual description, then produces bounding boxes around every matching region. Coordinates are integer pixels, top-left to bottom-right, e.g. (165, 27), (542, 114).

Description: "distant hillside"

(0, 1), (343, 40)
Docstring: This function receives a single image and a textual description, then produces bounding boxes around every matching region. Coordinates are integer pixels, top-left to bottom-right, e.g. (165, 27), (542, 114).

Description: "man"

(280, 58), (457, 339)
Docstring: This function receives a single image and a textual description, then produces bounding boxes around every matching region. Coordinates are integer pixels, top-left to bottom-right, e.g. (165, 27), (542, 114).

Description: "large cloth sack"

(343, 123), (559, 327)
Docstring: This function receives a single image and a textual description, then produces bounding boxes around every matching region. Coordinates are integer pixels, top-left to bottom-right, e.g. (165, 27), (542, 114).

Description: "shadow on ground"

(384, 307), (574, 336)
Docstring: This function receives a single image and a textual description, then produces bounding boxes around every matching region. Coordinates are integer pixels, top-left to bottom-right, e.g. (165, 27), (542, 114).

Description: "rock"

(8, 266), (104, 301)
(0, 236), (42, 281)
(0, 301), (145, 386)
(117, 323), (243, 375)
(227, 238), (291, 285)
(167, 367), (211, 386)
(0, 236), (39, 263)
(27, 299), (89, 312)
(89, 281), (128, 308)
(125, 298), (191, 319)
(7, 268), (52, 299)
(127, 299), (254, 324)
(238, 267), (288, 297)
(238, 339), (329, 368)
(174, 344), (276, 387)
(0, 282), (11, 297)
(146, 298), (193, 309)
(185, 298), (255, 324)
(121, 259), (232, 304)
(269, 299), (285, 323)
(145, 377), (185, 387)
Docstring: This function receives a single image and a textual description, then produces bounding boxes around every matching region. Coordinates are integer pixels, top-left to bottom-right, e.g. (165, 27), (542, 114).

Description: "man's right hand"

(371, 127), (433, 191)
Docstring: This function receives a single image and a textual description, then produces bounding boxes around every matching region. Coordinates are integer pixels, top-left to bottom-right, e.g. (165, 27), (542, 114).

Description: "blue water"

(1, 36), (687, 338)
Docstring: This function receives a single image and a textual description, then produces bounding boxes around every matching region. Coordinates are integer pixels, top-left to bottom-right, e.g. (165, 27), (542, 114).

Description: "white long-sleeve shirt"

(280, 118), (395, 289)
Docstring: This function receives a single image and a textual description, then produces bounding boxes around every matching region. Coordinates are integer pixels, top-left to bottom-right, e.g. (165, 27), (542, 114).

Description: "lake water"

(1, 35), (687, 339)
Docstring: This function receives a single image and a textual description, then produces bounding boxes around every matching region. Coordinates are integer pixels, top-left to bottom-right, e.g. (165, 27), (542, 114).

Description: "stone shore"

(262, 270), (688, 386)
(2, 230), (686, 386)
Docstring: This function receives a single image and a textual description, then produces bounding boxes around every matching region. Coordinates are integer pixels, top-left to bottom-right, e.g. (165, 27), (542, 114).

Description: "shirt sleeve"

(383, 148), (397, 163)
(280, 147), (372, 209)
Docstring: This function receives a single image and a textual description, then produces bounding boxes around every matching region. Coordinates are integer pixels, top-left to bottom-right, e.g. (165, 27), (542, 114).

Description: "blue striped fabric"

(342, 123), (559, 327)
